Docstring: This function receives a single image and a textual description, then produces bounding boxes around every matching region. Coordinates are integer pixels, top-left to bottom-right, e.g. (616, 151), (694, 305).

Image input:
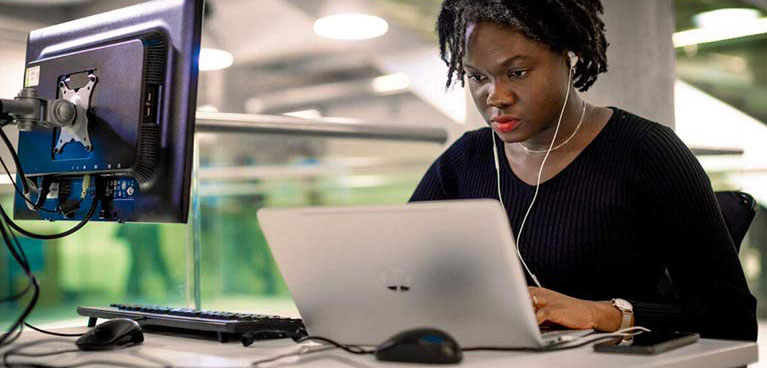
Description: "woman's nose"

(486, 83), (514, 108)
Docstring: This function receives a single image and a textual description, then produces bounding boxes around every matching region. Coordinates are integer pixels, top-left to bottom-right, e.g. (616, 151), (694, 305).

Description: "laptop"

(257, 199), (591, 348)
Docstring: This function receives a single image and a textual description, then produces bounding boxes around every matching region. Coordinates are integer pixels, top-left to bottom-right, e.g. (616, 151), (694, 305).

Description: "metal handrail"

(195, 111), (448, 144)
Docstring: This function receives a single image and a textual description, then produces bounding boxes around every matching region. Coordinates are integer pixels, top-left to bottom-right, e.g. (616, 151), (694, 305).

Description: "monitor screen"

(11, 0), (203, 223)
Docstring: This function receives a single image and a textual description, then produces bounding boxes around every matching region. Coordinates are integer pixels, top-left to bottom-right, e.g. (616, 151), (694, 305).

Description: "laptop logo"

(380, 267), (412, 293)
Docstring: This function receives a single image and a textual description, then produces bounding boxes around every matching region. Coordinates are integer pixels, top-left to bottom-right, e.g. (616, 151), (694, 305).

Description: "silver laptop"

(257, 199), (590, 348)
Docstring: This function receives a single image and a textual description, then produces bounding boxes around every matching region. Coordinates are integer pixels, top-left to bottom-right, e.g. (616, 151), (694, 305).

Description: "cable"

(0, 223), (38, 348)
(0, 226), (39, 348)
(0, 127), (29, 195)
(2, 339), (164, 368)
(0, 152), (58, 213)
(463, 326), (651, 352)
(0, 117), (73, 214)
(0, 276), (32, 302)
(492, 63), (578, 288)
(4, 324), (25, 347)
(24, 322), (84, 337)
(251, 344), (337, 367)
(0, 194), (98, 240)
(251, 327), (651, 366)
(295, 336), (374, 355)
(250, 338), (346, 367)
(0, 118), (58, 213)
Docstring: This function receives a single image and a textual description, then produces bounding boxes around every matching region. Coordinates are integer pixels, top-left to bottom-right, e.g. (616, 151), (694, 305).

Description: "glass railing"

(0, 117), (447, 325)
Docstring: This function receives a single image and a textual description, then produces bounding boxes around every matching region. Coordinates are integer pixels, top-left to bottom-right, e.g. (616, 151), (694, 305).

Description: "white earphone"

(491, 51), (578, 288)
(568, 51), (578, 71)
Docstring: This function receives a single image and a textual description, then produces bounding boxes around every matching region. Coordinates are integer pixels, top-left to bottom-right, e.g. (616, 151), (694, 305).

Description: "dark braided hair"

(437, 0), (608, 92)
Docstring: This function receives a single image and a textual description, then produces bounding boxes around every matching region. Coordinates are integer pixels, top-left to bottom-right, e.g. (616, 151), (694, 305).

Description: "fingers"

(528, 287), (547, 309)
(535, 307), (548, 324)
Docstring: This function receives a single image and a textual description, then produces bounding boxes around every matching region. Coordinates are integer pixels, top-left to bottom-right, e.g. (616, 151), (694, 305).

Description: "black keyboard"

(77, 304), (306, 343)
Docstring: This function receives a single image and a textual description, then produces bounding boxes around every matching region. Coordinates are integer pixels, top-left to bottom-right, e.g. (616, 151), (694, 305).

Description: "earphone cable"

(492, 64), (577, 288)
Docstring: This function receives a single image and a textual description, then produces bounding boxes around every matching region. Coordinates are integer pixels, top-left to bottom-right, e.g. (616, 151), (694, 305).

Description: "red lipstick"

(491, 116), (521, 133)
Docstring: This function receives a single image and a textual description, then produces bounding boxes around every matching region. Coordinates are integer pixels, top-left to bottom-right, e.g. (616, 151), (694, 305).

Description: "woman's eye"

(467, 74), (486, 82)
(507, 70), (528, 79)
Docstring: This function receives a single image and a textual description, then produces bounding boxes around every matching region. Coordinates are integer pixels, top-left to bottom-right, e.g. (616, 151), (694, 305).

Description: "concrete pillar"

(584, 0), (677, 129)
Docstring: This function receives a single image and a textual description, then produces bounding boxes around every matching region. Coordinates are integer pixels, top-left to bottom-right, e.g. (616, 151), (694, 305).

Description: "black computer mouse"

(76, 318), (144, 351)
(375, 328), (462, 364)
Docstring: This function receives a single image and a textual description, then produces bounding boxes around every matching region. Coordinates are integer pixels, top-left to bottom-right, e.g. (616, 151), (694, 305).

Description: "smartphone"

(593, 331), (699, 355)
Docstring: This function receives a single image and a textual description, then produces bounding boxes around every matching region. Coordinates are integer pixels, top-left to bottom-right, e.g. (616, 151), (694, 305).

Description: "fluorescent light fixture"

(372, 73), (410, 94)
(675, 7), (766, 48)
(673, 18), (767, 47)
(199, 48), (234, 71)
(283, 109), (322, 119)
(314, 13), (389, 40)
(693, 8), (761, 29)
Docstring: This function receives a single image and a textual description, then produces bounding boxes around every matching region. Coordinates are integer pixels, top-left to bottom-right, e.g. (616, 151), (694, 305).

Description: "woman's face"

(463, 22), (572, 143)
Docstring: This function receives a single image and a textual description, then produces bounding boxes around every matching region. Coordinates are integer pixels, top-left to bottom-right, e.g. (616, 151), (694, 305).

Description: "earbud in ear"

(567, 51), (578, 69)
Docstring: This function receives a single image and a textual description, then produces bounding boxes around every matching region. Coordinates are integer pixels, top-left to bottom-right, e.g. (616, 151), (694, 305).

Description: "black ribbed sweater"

(409, 107), (757, 341)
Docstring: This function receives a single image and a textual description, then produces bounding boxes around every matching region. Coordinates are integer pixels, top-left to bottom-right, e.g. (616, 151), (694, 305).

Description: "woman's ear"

(567, 51), (578, 70)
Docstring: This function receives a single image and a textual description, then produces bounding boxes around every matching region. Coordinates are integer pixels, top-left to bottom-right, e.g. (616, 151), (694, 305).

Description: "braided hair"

(436, 0), (608, 92)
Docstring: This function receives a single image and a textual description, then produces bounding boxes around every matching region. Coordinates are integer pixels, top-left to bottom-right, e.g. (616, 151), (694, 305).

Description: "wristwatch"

(611, 298), (634, 330)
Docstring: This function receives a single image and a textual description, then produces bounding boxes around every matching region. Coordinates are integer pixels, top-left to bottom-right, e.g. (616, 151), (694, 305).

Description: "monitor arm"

(0, 73), (97, 153)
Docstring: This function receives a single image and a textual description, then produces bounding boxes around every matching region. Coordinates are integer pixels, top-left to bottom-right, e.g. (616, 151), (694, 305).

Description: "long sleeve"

(630, 124), (757, 341)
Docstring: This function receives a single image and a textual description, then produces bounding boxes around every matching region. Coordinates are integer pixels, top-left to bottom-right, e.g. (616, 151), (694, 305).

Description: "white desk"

(0, 328), (758, 368)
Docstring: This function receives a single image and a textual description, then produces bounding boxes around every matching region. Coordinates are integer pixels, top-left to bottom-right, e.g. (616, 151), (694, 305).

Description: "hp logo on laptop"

(380, 267), (412, 293)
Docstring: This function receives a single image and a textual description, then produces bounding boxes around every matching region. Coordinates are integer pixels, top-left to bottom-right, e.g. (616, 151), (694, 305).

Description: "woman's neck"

(515, 93), (587, 152)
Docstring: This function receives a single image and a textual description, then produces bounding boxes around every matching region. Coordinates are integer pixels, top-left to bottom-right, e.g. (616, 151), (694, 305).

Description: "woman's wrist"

(591, 301), (623, 332)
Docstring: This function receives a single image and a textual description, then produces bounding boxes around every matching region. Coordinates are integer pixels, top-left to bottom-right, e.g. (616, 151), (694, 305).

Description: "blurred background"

(0, 0), (765, 355)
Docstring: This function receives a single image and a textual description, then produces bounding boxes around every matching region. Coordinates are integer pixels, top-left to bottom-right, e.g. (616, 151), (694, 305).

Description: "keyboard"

(77, 304), (307, 343)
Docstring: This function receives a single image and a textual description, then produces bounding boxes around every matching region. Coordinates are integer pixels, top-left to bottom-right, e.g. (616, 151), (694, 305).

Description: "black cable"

(0, 275), (32, 302)
(463, 331), (648, 352)
(2, 339), (169, 368)
(0, 195), (98, 240)
(0, 153), (57, 213)
(23, 323), (84, 337)
(0, 118), (100, 239)
(5, 324), (25, 347)
(0, 223), (33, 347)
(250, 344), (337, 367)
(250, 335), (373, 366)
(295, 336), (374, 354)
(0, 226), (39, 348)
(0, 117), (57, 213)
(0, 127), (29, 195)
(2, 340), (162, 368)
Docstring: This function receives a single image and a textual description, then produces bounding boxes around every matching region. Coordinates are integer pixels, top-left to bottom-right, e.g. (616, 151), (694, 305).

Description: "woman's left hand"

(528, 287), (620, 331)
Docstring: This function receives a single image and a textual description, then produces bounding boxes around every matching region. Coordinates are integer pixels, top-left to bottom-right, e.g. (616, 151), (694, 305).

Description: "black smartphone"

(593, 331), (699, 355)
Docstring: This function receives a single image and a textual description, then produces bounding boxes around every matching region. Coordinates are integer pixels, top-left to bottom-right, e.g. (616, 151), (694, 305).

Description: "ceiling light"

(693, 8), (761, 29)
(372, 73), (410, 94)
(199, 48), (233, 71)
(314, 13), (389, 40)
(673, 18), (767, 47)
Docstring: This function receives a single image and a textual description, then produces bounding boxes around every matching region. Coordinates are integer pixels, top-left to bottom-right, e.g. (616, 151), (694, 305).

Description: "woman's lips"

(492, 119), (521, 133)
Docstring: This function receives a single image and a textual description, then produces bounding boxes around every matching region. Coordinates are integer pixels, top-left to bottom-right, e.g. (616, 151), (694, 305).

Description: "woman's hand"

(528, 287), (622, 331)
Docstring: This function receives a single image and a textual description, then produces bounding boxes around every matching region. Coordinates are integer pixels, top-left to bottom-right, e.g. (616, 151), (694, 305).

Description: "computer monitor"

(7, 0), (203, 223)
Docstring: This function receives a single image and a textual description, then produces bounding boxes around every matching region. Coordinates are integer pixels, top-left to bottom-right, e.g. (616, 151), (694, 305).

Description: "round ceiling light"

(314, 13), (389, 40)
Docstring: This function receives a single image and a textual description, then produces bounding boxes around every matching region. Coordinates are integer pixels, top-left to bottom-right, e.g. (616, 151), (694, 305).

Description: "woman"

(410, 0), (757, 340)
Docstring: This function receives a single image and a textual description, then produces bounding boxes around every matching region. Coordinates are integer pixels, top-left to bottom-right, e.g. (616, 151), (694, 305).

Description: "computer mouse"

(375, 328), (462, 364)
(76, 318), (144, 351)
